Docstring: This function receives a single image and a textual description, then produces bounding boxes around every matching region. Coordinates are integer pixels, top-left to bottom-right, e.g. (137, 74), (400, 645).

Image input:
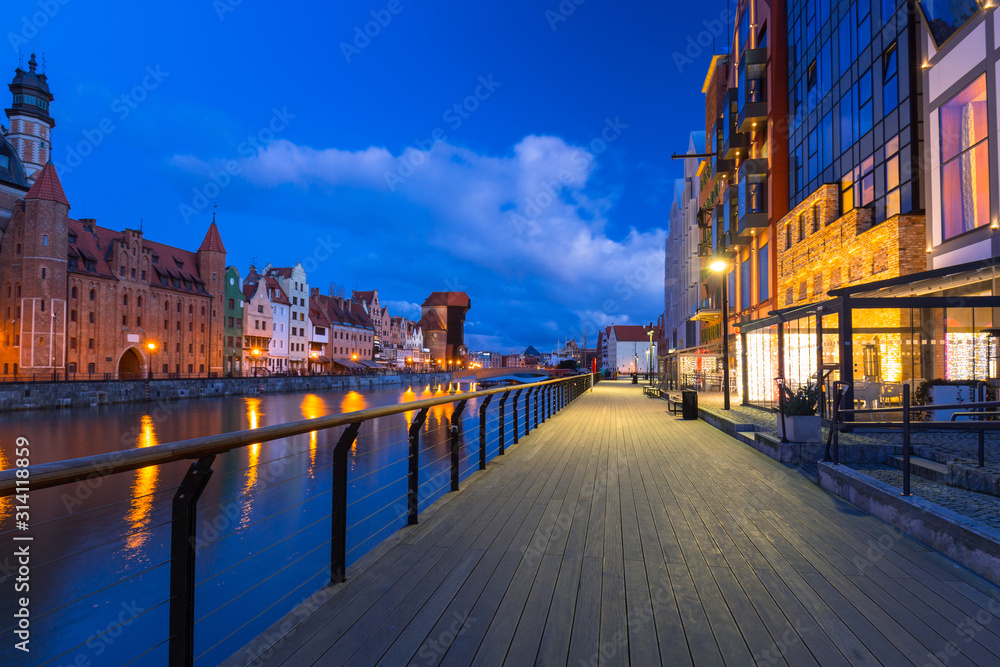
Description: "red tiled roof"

(25, 163), (69, 206)
(198, 222), (227, 253)
(264, 277), (290, 304)
(267, 267), (293, 278)
(66, 219), (207, 296)
(612, 325), (652, 342)
(352, 290), (375, 304)
(422, 291), (471, 308)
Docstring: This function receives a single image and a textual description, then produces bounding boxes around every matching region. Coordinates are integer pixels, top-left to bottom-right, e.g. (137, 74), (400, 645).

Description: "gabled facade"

(265, 263), (309, 370)
(223, 265), (244, 375)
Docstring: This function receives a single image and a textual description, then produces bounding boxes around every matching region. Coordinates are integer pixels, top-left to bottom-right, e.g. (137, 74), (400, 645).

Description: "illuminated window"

(918, 0), (980, 48)
(941, 75), (989, 240)
(883, 42), (898, 113)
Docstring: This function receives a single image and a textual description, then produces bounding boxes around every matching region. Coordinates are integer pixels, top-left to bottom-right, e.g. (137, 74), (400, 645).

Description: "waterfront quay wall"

(0, 373), (455, 412)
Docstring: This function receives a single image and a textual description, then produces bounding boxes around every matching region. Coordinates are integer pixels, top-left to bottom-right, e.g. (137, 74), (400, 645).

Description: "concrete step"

(888, 455), (948, 483)
(736, 431), (757, 447)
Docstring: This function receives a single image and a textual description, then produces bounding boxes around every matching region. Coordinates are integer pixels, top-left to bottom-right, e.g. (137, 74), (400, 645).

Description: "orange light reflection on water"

(241, 398), (262, 528)
(124, 415), (160, 555)
(301, 394), (327, 475)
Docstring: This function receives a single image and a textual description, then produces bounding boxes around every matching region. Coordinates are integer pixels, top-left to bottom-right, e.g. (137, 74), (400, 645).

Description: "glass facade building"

(786, 0), (921, 223)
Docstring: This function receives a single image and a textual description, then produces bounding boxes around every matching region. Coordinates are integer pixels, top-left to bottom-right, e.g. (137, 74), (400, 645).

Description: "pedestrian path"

(226, 379), (1000, 666)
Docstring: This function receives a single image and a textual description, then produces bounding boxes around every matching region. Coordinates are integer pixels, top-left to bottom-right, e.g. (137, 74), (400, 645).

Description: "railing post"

(479, 395), (493, 471)
(451, 400), (468, 492)
(902, 382), (911, 496)
(512, 389), (522, 444)
(524, 388), (532, 436)
(169, 455), (216, 667)
(832, 383), (842, 465)
(408, 408), (430, 525)
(534, 387), (539, 429)
(979, 382), (986, 467)
(498, 392), (510, 454)
(331, 422), (362, 583)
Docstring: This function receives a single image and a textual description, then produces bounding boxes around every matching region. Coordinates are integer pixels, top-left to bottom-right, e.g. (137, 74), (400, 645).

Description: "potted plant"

(777, 385), (821, 443)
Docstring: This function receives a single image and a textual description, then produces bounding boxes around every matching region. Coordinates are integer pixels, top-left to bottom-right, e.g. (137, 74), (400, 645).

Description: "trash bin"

(681, 389), (698, 420)
(631, 373), (638, 384)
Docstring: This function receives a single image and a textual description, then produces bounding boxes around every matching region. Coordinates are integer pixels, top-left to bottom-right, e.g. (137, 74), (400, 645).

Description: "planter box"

(928, 385), (977, 422)
(777, 414), (821, 443)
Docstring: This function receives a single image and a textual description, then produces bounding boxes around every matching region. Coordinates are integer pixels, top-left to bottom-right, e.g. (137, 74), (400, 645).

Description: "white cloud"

(385, 300), (421, 319)
(171, 134), (666, 314)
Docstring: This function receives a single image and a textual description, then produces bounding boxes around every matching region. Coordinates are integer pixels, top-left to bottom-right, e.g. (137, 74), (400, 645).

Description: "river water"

(0, 381), (515, 666)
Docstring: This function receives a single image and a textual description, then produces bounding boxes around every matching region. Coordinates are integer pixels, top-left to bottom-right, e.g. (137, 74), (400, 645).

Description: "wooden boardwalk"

(227, 380), (1000, 666)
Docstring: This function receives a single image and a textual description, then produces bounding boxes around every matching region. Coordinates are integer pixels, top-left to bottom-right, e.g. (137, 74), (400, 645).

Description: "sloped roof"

(352, 290), (375, 304)
(264, 277), (290, 304)
(25, 163), (69, 206)
(612, 325), (652, 342)
(418, 309), (446, 331)
(198, 222), (226, 253)
(524, 345), (542, 357)
(268, 267), (293, 278)
(422, 292), (471, 308)
(67, 219), (207, 295)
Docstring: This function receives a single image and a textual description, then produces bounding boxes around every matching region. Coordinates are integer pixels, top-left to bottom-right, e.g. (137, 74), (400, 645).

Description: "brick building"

(0, 59), (229, 379)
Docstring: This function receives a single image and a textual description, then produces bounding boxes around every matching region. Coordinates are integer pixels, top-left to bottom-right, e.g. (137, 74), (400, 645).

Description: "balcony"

(736, 158), (768, 237)
(736, 50), (768, 133)
(723, 130), (749, 159)
(714, 157), (735, 178)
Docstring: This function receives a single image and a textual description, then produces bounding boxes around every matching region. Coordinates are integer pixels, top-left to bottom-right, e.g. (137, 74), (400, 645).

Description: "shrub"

(781, 384), (819, 416)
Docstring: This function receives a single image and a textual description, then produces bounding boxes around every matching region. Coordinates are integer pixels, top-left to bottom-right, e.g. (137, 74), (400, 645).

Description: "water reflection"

(123, 416), (159, 557)
(301, 394), (327, 475)
(340, 391), (367, 415)
(242, 398), (262, 528)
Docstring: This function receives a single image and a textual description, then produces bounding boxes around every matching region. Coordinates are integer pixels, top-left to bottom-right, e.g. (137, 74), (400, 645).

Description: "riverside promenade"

(227, 380), (1000, 666)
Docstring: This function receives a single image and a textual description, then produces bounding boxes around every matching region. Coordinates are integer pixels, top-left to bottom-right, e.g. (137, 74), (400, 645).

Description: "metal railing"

(0, 373), (596, 666)
(826, 382), (1000, 496)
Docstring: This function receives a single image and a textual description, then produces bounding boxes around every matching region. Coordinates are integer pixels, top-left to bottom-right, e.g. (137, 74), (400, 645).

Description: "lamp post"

(146, 341), (156, 380)
(647, 328), (655, 386)
(710, 258), (731, 410)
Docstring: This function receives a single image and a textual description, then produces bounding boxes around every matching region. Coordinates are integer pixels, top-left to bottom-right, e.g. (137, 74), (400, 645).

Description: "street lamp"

(146, 341), (156, 379)
(647, 329), (655, 386)
(710, 258), (731, 410)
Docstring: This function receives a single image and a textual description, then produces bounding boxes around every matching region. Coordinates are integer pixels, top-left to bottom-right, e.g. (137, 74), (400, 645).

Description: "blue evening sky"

(3, 0), (732, 352)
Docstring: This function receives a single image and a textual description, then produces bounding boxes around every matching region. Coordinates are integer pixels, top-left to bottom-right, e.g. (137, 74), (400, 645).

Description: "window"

(841, 175), (854, 214)
(15, 285), (20, 298)
(941, 75), (990, 239)
(758, 243), (769, 302)
(122, 316), (127, 326)
(88, 338), (94, 349)
(142, 271), (146, 281)
(885, 135), (901, 218)
(41, 268), (46, 279)
(227, 336), (233, 347)
(228, 316), (234, 327)
(88, 363), (96, 374)
(137, 317), (142, 327)
(123, 295), (128, 306)
(89, 312), (94, 323)
(741, 258), (751, 309)
(131, 268), (136, 279)
(164, 319), (169, 329)
(256, 320), (260, 330)
(236, 318), (242, 328)
(258, 304), (264, 313)
(807, 60), (817, 91)
(883, 43), (898, 114)
(138, 297), (142, 308)
(42, 234), (47, 246)
(859, 156), (875, 207)
(839, 88), (854, 152)
(189, 305), (193, 314)
(40, 300), (45, 312)
(812, 203), (821, 232)
(15, 244), (20, 254)
(120, 267), (126, 276)
(798, 214), (806, 242)
(918, 0), (981, 48)
(70, 309), (76, 322)
(229, 298), (234, 310)
(857, 69), (873, 137)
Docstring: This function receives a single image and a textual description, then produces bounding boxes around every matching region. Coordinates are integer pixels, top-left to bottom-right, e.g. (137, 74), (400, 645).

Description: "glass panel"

(942, 140), (990, 238)
(941, 75), (988, 163)
(918, 0), (981, 48)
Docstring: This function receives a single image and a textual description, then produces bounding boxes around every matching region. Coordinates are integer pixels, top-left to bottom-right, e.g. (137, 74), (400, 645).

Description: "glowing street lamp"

(146, 341), (157, 379)
(711, 258), (731, 410)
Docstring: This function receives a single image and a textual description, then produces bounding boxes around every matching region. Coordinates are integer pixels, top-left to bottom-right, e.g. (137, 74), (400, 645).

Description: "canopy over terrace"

(736, 257), (1000, 414)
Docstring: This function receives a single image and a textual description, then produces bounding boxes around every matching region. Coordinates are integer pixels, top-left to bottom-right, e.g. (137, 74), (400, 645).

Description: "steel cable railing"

(0, 373), (596, 666)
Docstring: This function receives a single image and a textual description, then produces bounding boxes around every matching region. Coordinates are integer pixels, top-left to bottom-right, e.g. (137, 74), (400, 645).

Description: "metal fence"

(0, 373), (596, 666)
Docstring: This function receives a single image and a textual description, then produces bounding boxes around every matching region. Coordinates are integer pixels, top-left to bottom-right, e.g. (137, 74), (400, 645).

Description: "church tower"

(198, 213), (228, 375)
(5, 54), (55, 183)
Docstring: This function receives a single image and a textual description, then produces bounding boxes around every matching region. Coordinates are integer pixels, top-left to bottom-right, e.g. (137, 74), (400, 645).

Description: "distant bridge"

(453, 367), (551, 385)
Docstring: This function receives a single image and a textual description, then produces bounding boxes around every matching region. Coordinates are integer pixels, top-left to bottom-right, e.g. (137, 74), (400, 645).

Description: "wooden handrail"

(0, 375), (587, 495)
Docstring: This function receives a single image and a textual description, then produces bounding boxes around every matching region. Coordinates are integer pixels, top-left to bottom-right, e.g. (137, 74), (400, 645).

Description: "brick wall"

(776, 184), (926, 308)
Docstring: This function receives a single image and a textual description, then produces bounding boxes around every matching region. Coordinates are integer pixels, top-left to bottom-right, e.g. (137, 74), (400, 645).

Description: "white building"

(266, 263), (309, 371)
(264, 276), (289, 373)
(607, 325), (658, 374)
